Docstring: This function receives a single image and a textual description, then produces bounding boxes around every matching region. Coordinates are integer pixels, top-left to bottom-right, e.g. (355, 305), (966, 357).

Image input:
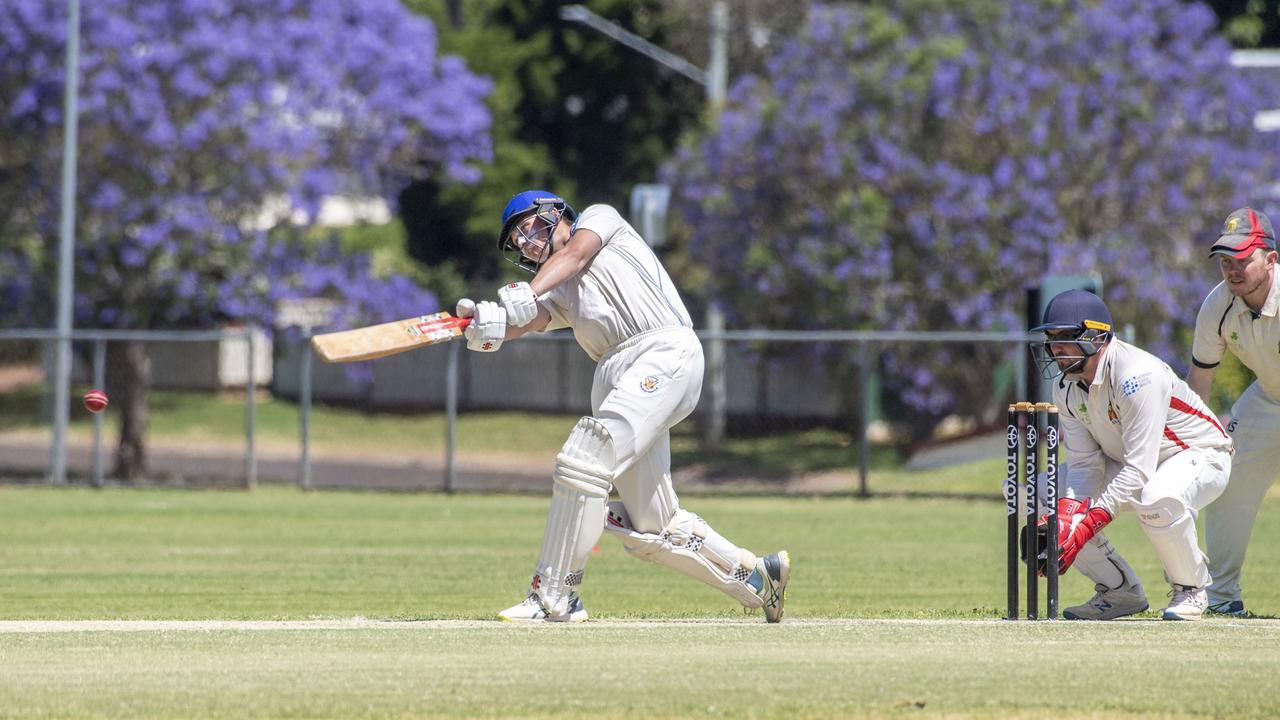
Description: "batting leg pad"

(532, 417), (614, 616)
(604, 502), (762, 608)
(1133, 496), (1210, 588)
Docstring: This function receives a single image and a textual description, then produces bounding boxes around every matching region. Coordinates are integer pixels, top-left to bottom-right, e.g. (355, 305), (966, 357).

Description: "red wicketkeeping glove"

(1056, 497), (1112, 574)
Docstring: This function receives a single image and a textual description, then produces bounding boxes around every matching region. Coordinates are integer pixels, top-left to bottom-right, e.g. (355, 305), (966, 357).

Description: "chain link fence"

(278, 329), (1035, 496)
(0, 328), (1034, 495)
(0, 329), (260, 487)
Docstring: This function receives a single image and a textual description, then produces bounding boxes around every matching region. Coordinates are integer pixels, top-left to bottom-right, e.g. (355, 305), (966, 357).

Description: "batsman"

(1031, 290), (1232, 620)
(457, 190), (790, 623)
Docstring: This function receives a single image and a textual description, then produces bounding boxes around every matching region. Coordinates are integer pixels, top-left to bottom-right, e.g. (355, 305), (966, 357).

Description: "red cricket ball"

(83, 389), (109, 414)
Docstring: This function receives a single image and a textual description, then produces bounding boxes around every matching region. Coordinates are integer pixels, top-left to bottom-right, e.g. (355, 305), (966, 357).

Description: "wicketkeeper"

(1031, 289), (1232, 620)
(1186, 207), (1280, 617)
(457, 190), (790, 623)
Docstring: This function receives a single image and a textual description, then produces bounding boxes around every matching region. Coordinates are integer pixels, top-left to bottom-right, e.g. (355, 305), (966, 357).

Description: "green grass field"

(2, 485), (1279, 718)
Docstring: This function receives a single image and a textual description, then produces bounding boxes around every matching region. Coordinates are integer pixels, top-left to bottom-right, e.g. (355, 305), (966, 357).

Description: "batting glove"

(498, 281), (538, 327)
(460, 300), (506, 353)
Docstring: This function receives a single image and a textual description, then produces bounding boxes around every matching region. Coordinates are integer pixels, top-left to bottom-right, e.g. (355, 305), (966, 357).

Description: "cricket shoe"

(1205, 599), (1246, 617)
(1062, 581), (1148, 620)
(497, 592), (588, 623)
(1162, 584), (1207, 621)
(747, 551), (790, 623)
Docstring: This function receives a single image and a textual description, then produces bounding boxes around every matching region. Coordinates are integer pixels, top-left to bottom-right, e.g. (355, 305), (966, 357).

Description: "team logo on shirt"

(1077, 401), (1089, 424)
(1121, 373), (1150, 397)
(1229, 331), (1243, 352)
(641, 375), (661, 393)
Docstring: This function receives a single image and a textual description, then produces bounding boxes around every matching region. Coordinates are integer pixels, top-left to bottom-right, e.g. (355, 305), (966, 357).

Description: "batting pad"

(604, 502), (763, 609)
(533, 417), (614, 616)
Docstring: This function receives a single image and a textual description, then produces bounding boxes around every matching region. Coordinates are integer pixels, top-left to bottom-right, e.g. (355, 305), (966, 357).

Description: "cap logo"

(1083, 319), (1111, 332)
(1226, 217), (1241, 232)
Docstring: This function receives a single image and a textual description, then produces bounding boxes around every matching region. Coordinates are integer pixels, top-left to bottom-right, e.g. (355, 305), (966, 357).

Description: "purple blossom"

(0, 0), (491, 331)
(663, 0), (1278, 427)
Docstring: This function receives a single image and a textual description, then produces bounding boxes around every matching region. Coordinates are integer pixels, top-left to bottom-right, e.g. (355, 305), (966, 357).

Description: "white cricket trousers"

(591, 327), (716, 536)
(1067, 447), (1230, 589)
(1206, 381), (1280, 605)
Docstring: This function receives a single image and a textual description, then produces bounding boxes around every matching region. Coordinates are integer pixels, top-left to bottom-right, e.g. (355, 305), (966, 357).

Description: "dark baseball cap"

(1210, 207), (1277, 259)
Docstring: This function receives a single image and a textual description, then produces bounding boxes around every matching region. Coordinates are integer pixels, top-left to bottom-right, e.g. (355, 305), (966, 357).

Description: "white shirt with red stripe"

(1053, 339), (1233, 516)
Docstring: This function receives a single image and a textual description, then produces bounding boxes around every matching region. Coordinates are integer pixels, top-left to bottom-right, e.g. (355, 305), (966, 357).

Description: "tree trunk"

(107, 340), (150, 481)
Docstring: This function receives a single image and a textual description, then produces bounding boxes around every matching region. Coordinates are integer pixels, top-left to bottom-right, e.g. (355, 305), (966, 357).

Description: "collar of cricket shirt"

(1089, 338), (1118, 389)
(1259, 272), (1280, 318)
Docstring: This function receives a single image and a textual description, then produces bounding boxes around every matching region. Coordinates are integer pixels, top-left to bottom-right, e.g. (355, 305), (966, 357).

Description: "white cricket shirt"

(1054, 339), (1232, 515)
(539, 204), (692, 362)
(1191, 276), (1280, 403)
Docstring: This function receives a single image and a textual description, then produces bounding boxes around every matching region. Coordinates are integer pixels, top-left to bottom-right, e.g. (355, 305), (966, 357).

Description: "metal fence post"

(703, 305), (726, 451)
(244, 329), (257, 490)
(299, 330), (312, 490)
(857, 340), (871, 498)
(1015, 341), (1028, 408)
(444, 341), (460, 493)
(91, 339), (105, 488)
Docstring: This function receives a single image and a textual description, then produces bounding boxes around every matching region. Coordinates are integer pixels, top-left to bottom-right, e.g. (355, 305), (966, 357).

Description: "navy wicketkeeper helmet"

(1030, 289), (1114, 378)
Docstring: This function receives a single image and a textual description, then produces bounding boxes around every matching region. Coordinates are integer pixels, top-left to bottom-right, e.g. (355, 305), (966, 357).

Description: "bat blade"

(311, 312), (471, 363)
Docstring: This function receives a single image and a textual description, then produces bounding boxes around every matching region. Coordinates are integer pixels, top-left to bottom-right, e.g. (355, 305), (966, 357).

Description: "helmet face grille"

(503, 209), (555, 271)
(1031, 328), (1110, 379)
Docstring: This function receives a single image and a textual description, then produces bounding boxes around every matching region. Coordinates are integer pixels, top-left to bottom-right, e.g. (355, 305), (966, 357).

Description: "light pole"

(558, 3), (727, 106)
(558, 3), (729, 449)
(51, 0), (82, 485)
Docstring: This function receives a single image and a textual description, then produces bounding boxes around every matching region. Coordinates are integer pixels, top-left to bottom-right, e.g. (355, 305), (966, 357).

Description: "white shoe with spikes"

(497, 592), (588, 623)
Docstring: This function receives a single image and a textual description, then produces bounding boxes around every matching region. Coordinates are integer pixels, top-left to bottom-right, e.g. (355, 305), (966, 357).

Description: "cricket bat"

(311, 312), (471, 363)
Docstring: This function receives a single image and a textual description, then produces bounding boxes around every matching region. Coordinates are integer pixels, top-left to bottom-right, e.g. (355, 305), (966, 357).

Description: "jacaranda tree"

(663, 0), (1278, 442)
(0, 0), (491, 478)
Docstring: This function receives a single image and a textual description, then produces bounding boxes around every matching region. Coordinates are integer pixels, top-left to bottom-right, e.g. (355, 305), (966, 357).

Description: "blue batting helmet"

(497, 190), (577, 272)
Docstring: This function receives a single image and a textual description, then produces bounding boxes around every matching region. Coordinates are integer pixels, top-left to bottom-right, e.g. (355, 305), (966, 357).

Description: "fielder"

(457, 190), (790, 623)
(1186, 207), (1280, 617)
(1032, 289), (1232, 620)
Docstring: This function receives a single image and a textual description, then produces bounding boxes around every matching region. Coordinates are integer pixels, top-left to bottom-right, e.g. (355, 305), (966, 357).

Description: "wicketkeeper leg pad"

(532, 417), (614, 616)
(1133, 496), (1210, 588)
(1072, 533), (1143, 593)
(604, 501), (763, 608)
